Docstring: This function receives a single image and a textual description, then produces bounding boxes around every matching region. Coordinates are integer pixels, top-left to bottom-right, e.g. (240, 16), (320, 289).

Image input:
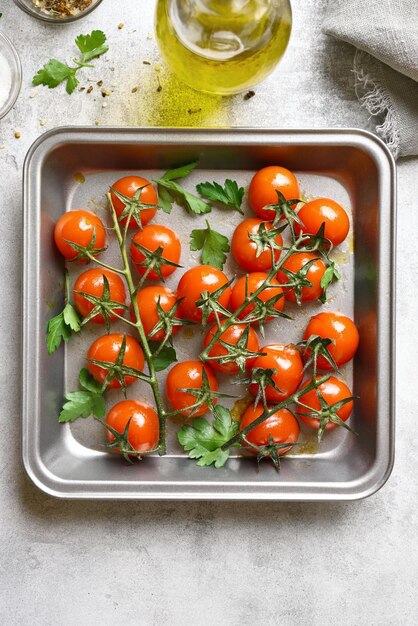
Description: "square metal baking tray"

(22, 128), (395, 500)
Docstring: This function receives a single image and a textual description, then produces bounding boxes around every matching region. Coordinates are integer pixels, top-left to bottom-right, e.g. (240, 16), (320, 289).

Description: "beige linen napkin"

(323, 0), (418, 158)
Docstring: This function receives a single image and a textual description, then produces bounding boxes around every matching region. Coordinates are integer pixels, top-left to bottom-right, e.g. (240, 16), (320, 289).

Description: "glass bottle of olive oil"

(155, 0), (292, 95)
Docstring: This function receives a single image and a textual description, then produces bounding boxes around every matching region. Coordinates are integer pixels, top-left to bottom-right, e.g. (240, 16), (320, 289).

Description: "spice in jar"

(31, 0), (93, 17)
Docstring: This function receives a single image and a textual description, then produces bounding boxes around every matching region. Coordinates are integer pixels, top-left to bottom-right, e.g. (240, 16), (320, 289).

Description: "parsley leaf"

(319, 261), (341, 303)
(190, 220), (230, 270)
(161, 161), (198, 182)
(33, 30), (108, 94)
(177, 405), (239, 468)
(154, 179), (211, 215)
(47, 272), (81, 355)
(153, 162), (211, 215)
(59, 368), (105, 423)
(196, 179), (244, 214)
(75, 30), (108, 62)
(149, 343), (178, 372)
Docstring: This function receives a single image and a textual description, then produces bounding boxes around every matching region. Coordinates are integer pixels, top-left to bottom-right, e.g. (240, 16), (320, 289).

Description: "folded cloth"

(322, 0), (418, 158)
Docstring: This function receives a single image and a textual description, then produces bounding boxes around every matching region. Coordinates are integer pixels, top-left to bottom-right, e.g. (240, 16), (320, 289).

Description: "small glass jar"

(13, 0), (104, 23)
(155, 0), (292, 96)
(0, 33), (22, 120)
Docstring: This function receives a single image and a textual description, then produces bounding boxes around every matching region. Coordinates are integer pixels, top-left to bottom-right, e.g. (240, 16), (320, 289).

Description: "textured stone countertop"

(0, 1), (416, 624)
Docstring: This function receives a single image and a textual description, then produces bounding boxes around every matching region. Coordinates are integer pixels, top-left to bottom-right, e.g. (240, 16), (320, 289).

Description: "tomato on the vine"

(130, 224), (181, 280)
(303, 312), (359, 369)
(177, 265), (231, 323)
(230, 272), (284, 321)
(231, 218), (283, 272)
(203, 323), (260, 374)
(249, 166), (300, 221)
(110, 175), (158, 229)
(240, 404), (300, 454)
(276, 252), (327, 303)
(106, 400), (159, 452)
(249, 344), (304, 402)
(295, 198), (350, 247)
(297, 376), (354, 431)
(54, 210), (106, 261)
(132, 285), (182, 342)
(73, 268), (127, 324)
(87, 334), (144, 388)
(165, 360), (218, 417)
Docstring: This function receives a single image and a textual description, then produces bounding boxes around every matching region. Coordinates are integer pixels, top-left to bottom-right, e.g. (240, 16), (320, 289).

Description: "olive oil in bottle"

(155, 0), (292, 95)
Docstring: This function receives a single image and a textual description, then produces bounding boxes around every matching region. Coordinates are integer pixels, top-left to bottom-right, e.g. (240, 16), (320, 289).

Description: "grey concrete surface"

(0, 1), (416, 625)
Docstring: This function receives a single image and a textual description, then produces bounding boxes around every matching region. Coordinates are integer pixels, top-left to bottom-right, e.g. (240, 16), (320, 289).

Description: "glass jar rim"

(13, 0), (104, 23)
(0, 32), (22, 120)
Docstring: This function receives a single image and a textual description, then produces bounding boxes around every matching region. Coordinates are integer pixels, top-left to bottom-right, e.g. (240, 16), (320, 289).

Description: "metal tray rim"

(22, 126), (396, 501)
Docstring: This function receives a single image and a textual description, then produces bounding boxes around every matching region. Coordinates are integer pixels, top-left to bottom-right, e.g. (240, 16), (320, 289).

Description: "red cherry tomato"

(73, 268), (127, 324)
(249, 344), (304, 403)
(276, 252), (327, 303)
(177, 265), (232, 323)
(130, 224), (181, 280)
(106, 400), (159, 453)
(231, 218), (283, 272)
(165, 360), (218, 418)
(203, 323), (260, 374)
(295, 198), (350, 247)
(54, 210), (106, 261)
(230, 272), (284, 322)
(297, 376), (353, 431)
(303, 312), (360, 369)
(131, 285), (181, 342)
(87, 334), (144, 389)
(249, 166), (300, 221)
(240, 404), (300, 455)
(110, 176), (157, 229)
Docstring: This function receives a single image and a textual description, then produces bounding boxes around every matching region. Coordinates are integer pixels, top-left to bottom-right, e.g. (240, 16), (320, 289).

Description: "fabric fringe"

(353, 50), (400, 158)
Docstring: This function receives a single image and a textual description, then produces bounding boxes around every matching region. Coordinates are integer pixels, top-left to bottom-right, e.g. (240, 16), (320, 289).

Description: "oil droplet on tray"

(293, 433), (319, 455)
(231, 393), (253, 423)
(74, 172), (86, 184)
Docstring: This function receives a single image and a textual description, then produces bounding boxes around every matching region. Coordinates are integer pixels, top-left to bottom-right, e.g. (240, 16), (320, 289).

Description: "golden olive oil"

(155, 0), (292, 95)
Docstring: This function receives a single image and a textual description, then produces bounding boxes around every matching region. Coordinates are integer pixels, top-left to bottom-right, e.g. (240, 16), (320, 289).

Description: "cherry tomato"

(54, 210), (106, 261)
(131, 285), (181, 342)
(203, 324), (260, 374)
(303, 312), (359, 369)
(87, 334), (144, 389)
(73, 268), (127, 324)
(110, 175), (158, 229)
(240, 404), (300, 454)
(231, 218), (283, 272)
(230, 272), (284, 322)
(249, 344), (304, 403)
(165, 360), (218, 418)
(249, 166), (300, 221)
(276, 252), (327, 303)
(177, 265), (232, 323)
(106, 400), (159, 453)
(130, 224), (181, 280)
(297, 376), (353, 431)
(295, 198), (350, 247)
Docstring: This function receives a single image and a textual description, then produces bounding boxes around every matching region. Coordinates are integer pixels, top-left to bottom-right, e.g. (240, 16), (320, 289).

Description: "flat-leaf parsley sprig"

(47, 269), (81, 355)
(196, 179), (245, 214)
(190, 220), (230, 270)
(33, 30), (109, 94)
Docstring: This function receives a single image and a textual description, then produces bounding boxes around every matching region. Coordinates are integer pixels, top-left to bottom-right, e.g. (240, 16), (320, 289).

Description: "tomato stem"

(199, 237), (303, 361)
(221, 374), (330, 450)
(106, 193), (168, 455)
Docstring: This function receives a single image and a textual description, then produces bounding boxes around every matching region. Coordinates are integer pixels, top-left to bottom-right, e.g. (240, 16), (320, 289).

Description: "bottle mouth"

(0, 33), (22, 120)
(169, 0), (280, 61)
